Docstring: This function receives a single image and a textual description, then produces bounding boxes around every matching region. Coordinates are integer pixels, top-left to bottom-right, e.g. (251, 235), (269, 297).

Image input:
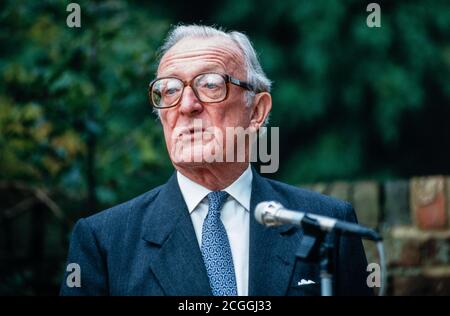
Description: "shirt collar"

(177, 164), (253, 214)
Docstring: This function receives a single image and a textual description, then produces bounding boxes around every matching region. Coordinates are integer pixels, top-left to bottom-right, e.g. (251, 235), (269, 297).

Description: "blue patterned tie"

(201, 191), (238, 296)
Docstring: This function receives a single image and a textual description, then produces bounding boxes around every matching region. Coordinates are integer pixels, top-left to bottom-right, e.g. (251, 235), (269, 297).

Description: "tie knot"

(207, 191), (229, 215)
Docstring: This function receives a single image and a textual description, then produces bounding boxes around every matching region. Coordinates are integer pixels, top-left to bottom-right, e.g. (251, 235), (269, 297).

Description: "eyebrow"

(158, 64), (227, 79)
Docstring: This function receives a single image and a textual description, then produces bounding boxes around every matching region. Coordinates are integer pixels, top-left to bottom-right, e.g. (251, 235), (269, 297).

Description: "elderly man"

(60, 25), (372, 296)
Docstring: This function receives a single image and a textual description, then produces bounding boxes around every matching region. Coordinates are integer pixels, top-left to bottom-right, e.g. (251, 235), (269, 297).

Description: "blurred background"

(0, 0), (449, 295)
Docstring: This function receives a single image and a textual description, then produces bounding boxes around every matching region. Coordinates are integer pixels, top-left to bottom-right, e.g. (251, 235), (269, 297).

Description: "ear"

(249, 92), (272, 131)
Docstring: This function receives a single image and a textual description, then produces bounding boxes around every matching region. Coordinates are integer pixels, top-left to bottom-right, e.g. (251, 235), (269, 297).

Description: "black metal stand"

(295, 215), (336, 296)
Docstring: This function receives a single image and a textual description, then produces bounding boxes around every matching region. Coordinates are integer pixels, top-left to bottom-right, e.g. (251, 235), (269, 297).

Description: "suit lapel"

(141, 173), (212, 295)
(140, 168), (312, 296)
(248, 169), (300, 295)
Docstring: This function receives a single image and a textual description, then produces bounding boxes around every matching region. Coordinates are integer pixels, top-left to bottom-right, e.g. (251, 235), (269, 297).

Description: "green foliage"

(214, 0), (450, 182)
(0, 0), (172, 207)
(0, 0), (171, 294)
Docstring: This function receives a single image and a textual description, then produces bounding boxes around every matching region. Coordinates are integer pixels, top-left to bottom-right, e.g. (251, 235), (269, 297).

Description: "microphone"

(255, 201), (381, 241)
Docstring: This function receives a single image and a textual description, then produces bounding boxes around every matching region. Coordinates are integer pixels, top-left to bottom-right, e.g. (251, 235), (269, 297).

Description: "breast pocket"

(287, 259), (321, 296)
(287, 282), (321, 296)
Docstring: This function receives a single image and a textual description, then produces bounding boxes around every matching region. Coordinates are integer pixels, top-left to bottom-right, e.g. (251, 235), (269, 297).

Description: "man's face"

(157, 36), (253, 167)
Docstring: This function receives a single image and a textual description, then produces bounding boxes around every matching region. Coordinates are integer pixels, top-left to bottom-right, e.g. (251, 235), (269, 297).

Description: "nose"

(178, 86), (203, 116)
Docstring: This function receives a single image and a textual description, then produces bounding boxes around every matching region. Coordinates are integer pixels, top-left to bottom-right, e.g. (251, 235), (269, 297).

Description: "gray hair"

(155, 25), (272, 125)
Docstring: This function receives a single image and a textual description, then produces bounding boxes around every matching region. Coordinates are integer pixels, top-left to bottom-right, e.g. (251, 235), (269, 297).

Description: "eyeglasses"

(148, 72), (254, 109)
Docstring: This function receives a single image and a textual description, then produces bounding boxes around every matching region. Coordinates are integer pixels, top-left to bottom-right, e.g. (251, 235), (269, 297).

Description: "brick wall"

(302, 176), (450, 295)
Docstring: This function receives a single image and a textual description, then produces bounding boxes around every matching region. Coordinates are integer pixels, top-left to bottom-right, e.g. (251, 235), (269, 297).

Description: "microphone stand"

(319, 236), (334, 296)
(295, 216), (336, 296)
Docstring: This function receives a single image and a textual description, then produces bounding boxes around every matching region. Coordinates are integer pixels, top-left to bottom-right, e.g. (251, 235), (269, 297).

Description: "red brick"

(392, 267), (450, 295)
(385, 227), (450, 267)
(384, 180), (411, 226)
(328, 181), (350, 202)
(385, 234), (421, 267)
(352, 181), (379, 228)
(362, 240), (378, 267)
(411, 176), (447, 230)
(301, 183), (327, 195)
(447, 177), (450, 227)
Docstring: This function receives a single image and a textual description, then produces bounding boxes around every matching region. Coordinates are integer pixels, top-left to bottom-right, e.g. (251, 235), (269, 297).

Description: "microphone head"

(255, 201), (284, 226)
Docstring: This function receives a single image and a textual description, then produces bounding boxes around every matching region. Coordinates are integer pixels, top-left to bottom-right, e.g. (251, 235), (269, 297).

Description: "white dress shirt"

(177, 165), (252, 296)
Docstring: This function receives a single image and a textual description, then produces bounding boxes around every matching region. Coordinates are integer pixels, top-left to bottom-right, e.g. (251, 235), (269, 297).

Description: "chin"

(170, 142), (225, 167)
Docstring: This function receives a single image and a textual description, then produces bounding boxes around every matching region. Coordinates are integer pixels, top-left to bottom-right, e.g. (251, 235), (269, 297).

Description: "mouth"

(188, 126), (205, 134)
(178, 126), (205, 136)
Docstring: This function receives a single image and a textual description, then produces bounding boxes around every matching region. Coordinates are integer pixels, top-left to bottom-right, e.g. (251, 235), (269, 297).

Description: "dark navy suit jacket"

(60, 168), (373, 296)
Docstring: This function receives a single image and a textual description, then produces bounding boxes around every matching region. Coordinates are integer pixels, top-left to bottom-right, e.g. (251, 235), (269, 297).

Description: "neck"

(175, 162), (249, 191)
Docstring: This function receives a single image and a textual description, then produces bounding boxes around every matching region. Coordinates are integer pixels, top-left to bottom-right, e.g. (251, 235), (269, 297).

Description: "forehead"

(158, 36), (245, 77)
